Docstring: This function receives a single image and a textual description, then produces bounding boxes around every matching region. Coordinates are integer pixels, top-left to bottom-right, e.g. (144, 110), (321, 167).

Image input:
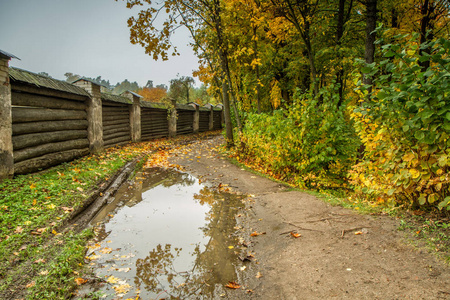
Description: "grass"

(0, 132), (219, 299)
(0, 146), (140, 299)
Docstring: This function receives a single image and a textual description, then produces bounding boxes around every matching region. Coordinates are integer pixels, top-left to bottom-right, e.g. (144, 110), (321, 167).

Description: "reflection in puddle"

(85, 168), (245, 299)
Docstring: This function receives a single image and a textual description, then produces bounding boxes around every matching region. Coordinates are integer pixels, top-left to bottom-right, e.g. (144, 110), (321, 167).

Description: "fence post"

(216, 104), (224, 128)
(73, 79), (103, 153)
(205, 103), (214, 131)
(189, 102), (200, 134)
(123, 91), (141, 142)
(168, 99), (177, 137)
(0, 51), (16, 180)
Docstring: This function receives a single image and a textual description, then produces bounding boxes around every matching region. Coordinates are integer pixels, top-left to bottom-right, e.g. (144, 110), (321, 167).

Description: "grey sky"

(0, 0), (200, 87)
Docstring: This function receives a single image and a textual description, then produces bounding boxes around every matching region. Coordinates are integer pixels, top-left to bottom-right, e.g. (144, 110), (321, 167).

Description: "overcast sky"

(0, 0), (200, 87)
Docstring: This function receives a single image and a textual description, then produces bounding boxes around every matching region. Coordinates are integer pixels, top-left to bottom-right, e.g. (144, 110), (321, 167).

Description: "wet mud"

(77, 167), (248, 299)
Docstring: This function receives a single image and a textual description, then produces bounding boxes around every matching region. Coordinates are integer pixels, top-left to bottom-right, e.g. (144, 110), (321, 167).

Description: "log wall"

(213, 110), (222, 130)
(11, 91), (89, 174)
(199, 111), (210, 132)
(102, 101), (131, 148)
(177, 109), (194, 135)
(141, 107), (169, 141)
(3, 67), (223, 178)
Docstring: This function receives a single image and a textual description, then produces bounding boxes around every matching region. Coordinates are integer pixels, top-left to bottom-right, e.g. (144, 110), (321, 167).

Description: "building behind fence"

(0, 52), (223, 178)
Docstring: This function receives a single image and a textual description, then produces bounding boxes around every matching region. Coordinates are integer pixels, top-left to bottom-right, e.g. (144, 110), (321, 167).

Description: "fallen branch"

(341, 226), (371, 238)
(283, 221), (322, 232)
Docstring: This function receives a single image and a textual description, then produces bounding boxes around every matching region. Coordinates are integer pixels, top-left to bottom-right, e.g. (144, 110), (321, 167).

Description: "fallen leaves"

(250, 231), (266, 237)
(225, 281), (241, 289)
(106, 275), (121, 284)
(75, 277), (88, 285)
(290, 231), (301, 238)
(113, 283), (131, 294)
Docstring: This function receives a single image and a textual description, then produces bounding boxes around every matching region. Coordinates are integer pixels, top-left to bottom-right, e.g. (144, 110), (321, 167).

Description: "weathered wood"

(102, 106), (129, 111)
(14, 148), (89, 175)
(104, 131), (131, 141)
(141, 134), (167, 140)
(12, 107), (87, 123)
(103, 126), (130, 136)
(104, 136), (130, 147)
(14, 139), (89, 163)
(11, 83), (88, 102)
(12, 120), (88, 136)
(13, 130), (87, 151)
(102, 114), (129, 122)
(141, 117), (167, 122)
(102, 109), (130, 116)
(101, 123), (128, 132)
(102, 119), (129, 126)
(12, 92), (87, 110)
(102, 101), (128, 107)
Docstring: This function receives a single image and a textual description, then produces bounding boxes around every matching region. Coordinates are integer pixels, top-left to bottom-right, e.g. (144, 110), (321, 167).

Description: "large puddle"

(82, 167), (247, 299)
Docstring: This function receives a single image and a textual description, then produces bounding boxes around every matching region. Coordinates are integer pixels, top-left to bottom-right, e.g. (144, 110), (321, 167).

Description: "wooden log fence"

(0, 60), (223, 178)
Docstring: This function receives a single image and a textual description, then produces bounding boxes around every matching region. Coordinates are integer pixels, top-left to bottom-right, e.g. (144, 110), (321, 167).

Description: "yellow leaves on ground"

(106, 275), (121, 284)
(290, 231), (301, 238)
(225, 281), (241, 289)
(75, 277), (88, 285)
(250, 231), (266, 237)
(100, 247), (113, 254)
(113, 283), (132, 294)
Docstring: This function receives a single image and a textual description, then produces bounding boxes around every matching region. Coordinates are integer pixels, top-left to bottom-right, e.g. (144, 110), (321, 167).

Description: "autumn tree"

(169, 75), (195, 103)
(117, 0), (238, 146)
(139, 86), (168, 102)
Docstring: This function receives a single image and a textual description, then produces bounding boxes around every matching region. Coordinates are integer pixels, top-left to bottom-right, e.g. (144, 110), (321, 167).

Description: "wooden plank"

(102, 101), (129, 107)
(103, 126), (130, 136)
(12, 120), (88, 136)
(12, 107), (87, 123)
(102, 114), (129, 122)
(104, 131), (131, 141)
(14, 148), (90, 175)
(12, 92), (87, 110)
(11, 83), (88, 102)
(102, 119), (130, 126)
(104, 136), (131, 147)
(13, 130), (87, 151)
(102, 106), (129, 112)
(14, 138), (89, 163)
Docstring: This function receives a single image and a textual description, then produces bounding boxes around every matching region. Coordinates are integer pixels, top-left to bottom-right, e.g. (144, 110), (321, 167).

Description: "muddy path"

(169, 135), (450, 299)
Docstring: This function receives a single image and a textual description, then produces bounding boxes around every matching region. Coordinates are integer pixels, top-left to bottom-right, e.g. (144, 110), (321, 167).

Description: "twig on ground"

(283, 221), (323, 232)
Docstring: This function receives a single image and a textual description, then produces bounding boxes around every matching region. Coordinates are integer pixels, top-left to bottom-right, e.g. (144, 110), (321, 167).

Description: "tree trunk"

(336, 0), (346, 107)
(419, 0), (434, 71)
(253, 26), (262, 113)
(213, 0), (234, 146)
(363, 0), (378, 95)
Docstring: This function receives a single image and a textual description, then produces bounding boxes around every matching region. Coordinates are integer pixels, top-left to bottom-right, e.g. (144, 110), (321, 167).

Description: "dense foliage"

(351, 34), (450, 209)
(118, 0), (450, 211)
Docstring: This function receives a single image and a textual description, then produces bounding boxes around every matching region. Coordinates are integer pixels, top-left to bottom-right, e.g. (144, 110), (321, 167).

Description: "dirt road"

(170, 134), (450, 299)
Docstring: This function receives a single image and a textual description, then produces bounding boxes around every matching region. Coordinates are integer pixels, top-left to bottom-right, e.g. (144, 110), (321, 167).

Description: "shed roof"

(121, 91), (143, 98)
(71, 78), (108, 88)
(140, 100), (168, 109)
(9, 67), (90, 97)
(101, 92), (132, 105)
(0, 49), (20, 60)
